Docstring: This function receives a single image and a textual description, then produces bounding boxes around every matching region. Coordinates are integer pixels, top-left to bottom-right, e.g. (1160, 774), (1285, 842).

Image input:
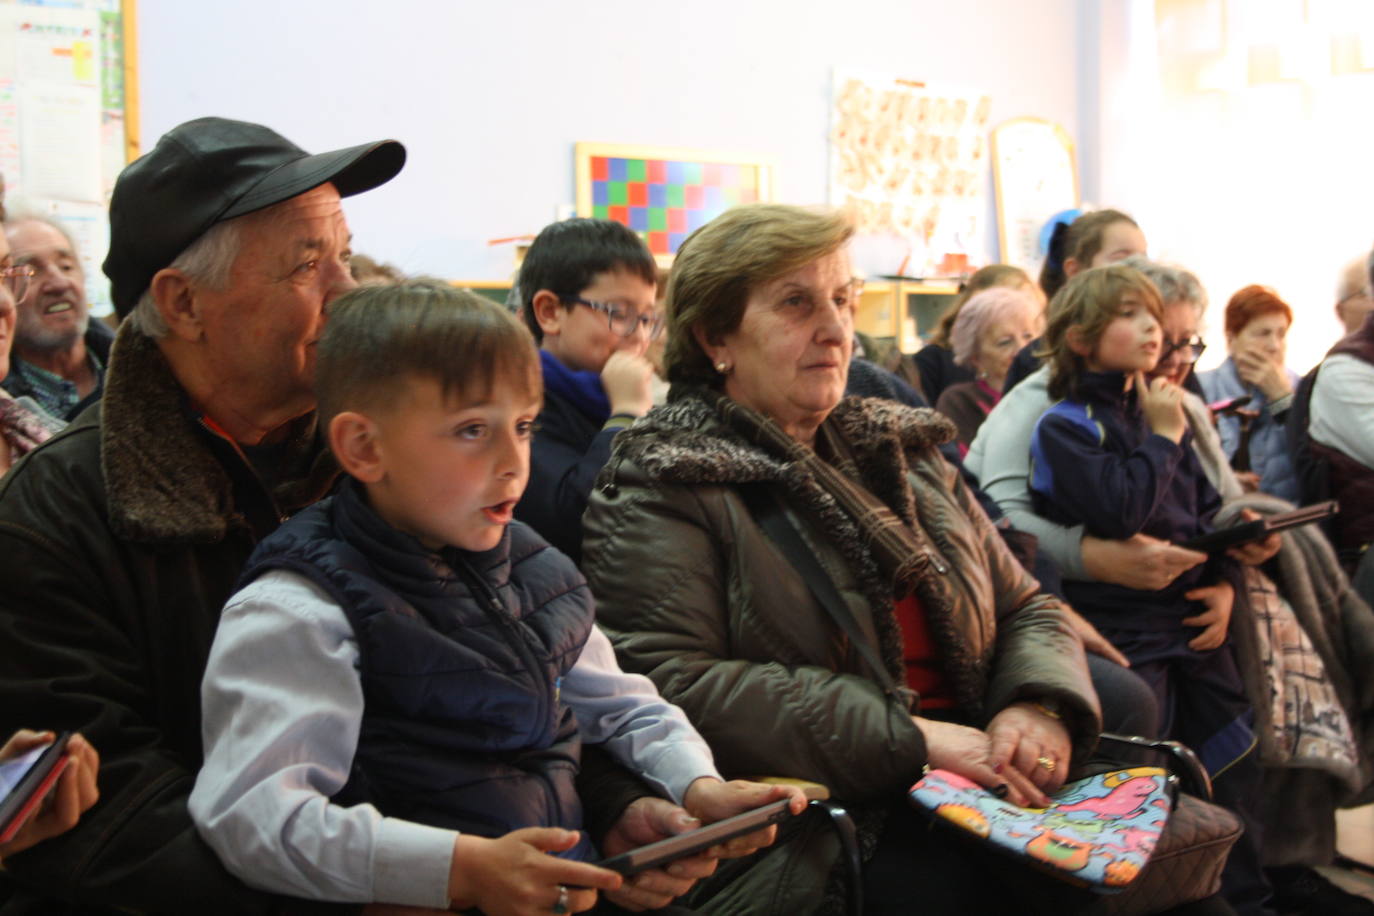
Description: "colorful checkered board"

(588, 156), (761, 256)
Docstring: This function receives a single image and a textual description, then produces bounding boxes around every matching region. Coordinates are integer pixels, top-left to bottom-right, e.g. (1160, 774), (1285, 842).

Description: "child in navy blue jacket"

(1028, 264), (1271, 914)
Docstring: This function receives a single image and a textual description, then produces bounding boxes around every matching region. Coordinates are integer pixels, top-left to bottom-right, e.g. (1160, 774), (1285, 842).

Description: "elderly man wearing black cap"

(0, 118), (405, 914)
(0, 118), (729, 916)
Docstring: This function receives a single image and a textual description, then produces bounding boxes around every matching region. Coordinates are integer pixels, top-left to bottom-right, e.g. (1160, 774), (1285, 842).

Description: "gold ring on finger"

(1036, 755), (1056, 772)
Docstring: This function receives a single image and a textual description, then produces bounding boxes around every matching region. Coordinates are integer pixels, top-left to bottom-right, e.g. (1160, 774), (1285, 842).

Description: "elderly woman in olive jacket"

(581, 204), (1101, 915)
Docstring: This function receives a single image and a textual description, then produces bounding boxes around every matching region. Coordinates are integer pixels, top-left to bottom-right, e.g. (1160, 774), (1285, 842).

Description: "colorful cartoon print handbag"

(908, 767), (1175, 893)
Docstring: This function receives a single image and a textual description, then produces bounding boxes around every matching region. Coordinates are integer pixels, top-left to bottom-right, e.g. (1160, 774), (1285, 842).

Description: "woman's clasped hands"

(914, 701), (1072, 809)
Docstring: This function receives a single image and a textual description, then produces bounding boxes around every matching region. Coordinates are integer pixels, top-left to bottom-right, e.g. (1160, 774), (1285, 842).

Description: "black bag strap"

(739, 484), (899, 696)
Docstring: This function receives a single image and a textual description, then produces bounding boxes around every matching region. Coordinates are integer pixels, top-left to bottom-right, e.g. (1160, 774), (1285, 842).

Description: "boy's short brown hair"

(1041, 264), (1163, 401)
(316, 282), (541, 432)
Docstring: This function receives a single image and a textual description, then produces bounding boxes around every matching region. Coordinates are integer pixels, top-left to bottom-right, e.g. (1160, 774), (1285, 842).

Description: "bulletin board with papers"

(828, 70), (992, 278)
(0, 0), (137, 316)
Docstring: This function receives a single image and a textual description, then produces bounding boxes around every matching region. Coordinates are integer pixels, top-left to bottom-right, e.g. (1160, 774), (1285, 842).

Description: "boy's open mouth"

(481, 500), (518, 525)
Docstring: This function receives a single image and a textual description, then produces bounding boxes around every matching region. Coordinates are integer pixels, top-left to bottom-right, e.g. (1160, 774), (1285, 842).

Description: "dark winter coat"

(581, 390), (1099, 913)
(583, 390), (1101, 797)
(0, 323), (342, 915)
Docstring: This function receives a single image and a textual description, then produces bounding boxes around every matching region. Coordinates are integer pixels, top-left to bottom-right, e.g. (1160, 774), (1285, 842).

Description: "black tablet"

(1179, 501), (1338, 553)
(595, 799), (793, 877)
(0, 732), (72, 844)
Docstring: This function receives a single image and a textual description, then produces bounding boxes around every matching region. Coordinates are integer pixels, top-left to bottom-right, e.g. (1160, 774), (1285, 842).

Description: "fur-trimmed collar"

(101, 321), (339, 545)
(612, 388), (955, 487)
(602, 388), (990, 712)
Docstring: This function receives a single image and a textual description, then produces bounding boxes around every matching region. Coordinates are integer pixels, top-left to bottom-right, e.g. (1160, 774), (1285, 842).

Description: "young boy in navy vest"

(515, 219), (661, 565)
(189, 284), (803, 915)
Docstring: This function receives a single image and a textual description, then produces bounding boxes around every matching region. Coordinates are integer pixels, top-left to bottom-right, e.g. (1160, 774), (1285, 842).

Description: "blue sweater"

(1029, 371), (1226, 631)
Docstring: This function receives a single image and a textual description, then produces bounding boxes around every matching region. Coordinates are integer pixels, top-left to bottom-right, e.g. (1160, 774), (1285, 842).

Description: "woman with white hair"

(934, 286), (1041, 453)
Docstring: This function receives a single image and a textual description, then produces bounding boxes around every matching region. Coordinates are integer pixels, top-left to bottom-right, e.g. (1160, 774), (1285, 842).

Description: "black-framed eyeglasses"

(1160, 335), (1206, 364)
(565, 297), (665, 340)
(0, 265), (34, 302)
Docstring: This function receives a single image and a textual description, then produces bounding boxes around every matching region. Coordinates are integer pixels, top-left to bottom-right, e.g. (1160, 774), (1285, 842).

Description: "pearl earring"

(715, 361), (730, 373)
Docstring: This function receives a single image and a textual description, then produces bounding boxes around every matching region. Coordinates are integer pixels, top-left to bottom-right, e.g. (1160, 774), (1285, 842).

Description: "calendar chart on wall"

(575, 143), (773, 261)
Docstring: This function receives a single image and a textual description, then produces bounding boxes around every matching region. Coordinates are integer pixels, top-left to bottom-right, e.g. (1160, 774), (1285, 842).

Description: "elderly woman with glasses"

(514, 218), (665, 565)
(0, 184), (63, 476)
(581, 204), (1104, 914)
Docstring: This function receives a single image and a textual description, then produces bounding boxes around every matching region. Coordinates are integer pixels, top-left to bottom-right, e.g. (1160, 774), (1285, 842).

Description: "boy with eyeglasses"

(517, 218), (662, 564)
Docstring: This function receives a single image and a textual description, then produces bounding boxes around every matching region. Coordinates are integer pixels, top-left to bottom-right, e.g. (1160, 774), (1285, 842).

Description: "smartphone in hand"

(0, 732), (72, 845)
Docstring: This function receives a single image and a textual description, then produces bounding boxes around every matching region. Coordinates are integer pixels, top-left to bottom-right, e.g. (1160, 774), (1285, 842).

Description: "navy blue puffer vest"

(238, 478), (596, 858)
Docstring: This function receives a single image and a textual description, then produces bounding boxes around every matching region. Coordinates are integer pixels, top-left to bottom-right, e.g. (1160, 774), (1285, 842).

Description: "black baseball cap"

(104, 117), (407, 318)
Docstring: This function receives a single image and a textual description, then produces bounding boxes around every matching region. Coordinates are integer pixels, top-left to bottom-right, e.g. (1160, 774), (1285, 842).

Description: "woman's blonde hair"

(929, 264), (1035, 348)
(1041, 264), (1163, 401)
(663, 204), (853, 388)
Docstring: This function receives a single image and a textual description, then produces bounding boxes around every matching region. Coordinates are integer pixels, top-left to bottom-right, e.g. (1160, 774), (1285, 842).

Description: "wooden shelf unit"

(855, 279), (961, 353)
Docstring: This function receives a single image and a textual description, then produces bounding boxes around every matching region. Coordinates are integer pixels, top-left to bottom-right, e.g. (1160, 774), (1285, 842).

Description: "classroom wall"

(137, 0), (1083, 284)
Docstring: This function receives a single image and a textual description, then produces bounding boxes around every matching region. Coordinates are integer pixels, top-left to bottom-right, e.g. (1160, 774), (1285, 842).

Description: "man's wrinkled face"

(6, 220), (88, 355)
(189, 184), (356, 418)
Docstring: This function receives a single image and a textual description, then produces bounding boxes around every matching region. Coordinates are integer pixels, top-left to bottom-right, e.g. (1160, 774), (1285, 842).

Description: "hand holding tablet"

(595, 799), (794, 876)
(1179, 501), (1338, 554)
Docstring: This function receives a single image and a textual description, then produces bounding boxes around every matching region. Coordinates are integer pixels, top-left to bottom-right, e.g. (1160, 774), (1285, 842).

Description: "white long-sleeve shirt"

(189, 569), (720, 908)
(1310, 354), (1374, 469)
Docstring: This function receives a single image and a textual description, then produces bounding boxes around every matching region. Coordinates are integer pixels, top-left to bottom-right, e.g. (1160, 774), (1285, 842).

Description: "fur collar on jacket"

(100, 321), (339, 546)
(610, 388), (956, 490)
(602, 388), (992, 709)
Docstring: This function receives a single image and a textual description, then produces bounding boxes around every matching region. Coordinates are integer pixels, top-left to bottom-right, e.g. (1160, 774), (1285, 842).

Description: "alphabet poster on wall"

(829, 70), (991, 278)
(0, 0), (135, 316)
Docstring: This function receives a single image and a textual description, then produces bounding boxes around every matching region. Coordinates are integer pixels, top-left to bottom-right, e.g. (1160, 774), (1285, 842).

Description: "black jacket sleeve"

(0, 434), (355, 915)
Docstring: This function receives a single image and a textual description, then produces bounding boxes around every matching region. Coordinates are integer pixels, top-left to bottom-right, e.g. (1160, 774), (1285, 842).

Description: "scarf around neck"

(539, 350), (610, 423)
(0, 390), (64, 463)
(711, 391), (940, 601)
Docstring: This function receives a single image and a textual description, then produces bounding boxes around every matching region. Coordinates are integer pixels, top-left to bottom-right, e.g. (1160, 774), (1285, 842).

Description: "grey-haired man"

(0, 117), (405, 915)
